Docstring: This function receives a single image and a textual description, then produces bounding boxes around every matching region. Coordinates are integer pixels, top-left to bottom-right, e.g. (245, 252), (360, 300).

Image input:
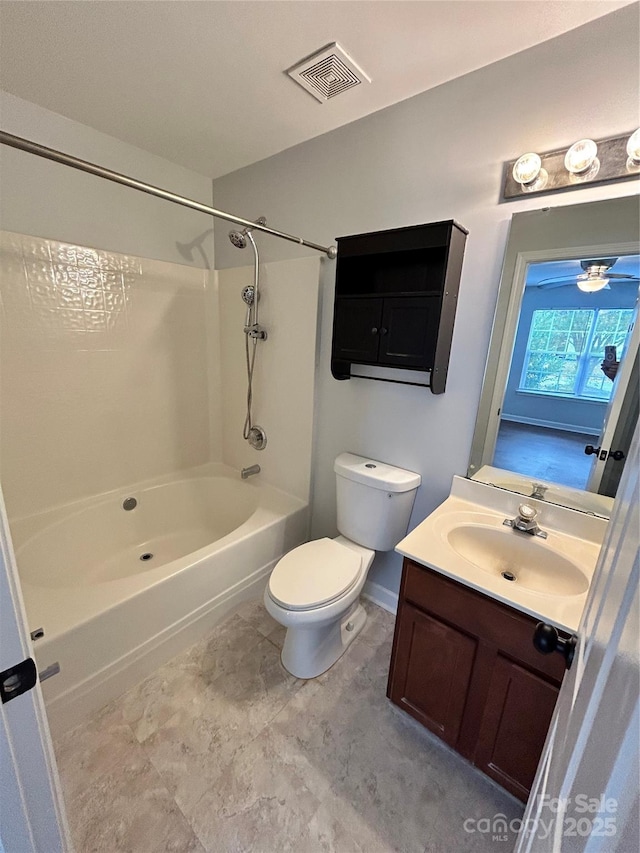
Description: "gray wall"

(0, 92), (215, 268)
(502, 282), (638, 433)
(212, 6), (640, 598)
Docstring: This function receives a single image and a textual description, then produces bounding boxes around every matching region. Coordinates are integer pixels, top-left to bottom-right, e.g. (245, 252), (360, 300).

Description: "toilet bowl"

(264, 535), (375, 679)
(265, 453), (421, 679)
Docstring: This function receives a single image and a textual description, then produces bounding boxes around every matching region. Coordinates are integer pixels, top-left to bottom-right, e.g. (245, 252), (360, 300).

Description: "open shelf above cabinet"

(331, 220), (468, 394)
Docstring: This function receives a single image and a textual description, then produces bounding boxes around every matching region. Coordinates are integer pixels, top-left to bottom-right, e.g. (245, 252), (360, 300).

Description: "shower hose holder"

(247, 425), (268, 451)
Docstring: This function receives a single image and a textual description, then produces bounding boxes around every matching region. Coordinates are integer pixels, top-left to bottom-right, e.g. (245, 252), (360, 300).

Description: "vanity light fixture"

(564, 138), (599, 182)
(502, 130), (639, 200)
(512, 153), (548, 192)
(627, 128), (640, 168)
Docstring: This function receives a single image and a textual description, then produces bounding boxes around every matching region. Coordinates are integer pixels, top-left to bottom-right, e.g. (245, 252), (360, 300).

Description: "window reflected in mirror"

(494, 255), (639, 493)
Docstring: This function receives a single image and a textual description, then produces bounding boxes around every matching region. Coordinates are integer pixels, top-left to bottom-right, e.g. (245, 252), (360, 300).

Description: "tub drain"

(140, 552), (153, 562)
(501, 570), (516, 582)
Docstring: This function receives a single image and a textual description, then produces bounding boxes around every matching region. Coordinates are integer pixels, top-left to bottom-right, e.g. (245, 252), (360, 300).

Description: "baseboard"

(362, 580), (398, 615)
(46, 561), (276, 738)
(500, 414), (600, 435)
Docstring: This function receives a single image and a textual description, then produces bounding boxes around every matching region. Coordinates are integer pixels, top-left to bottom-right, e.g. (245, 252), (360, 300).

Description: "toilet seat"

(268, 537), (362, 611)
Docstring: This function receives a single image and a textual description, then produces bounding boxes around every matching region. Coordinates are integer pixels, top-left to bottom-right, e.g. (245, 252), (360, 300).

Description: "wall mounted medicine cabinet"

(331, 220), (468, 393)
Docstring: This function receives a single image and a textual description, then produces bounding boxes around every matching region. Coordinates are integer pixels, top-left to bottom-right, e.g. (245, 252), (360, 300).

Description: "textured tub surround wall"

(212, 7), (640, 601)
(0, 232), (220, 519)
(217, 257), (320, 502)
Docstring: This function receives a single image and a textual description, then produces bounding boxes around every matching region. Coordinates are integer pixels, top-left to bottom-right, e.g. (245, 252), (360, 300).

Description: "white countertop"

(396, 476), (607, 633)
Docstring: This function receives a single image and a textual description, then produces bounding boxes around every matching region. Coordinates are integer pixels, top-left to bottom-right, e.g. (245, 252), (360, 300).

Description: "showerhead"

(241, 285), (256, 306)
(228, 216), (267, 249)
(229, 230), (248, 249)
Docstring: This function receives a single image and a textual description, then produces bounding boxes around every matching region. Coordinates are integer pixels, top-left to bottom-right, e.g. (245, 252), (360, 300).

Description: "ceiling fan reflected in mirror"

(536, 258), (640, 293)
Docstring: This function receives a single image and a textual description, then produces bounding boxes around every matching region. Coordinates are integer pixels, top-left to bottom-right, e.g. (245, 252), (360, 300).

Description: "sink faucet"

(530, 483), (548, 500)
(504, 503), (548, 539)
(241, 464), (261, 480)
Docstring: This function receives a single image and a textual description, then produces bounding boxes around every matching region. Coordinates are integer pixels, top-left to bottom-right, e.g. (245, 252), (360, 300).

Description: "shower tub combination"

(12, 466), (307, 735)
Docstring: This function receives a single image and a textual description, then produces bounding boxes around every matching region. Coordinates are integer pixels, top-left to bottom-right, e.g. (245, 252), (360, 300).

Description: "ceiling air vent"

(287, 42), (371, 103)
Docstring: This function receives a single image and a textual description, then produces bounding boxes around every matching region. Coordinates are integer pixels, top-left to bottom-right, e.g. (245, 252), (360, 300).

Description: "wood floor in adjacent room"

(54, 600), (522, 852)
(494, 421), (599, 490)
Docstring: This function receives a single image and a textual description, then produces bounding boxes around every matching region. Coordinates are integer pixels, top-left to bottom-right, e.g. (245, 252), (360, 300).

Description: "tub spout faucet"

(241, 464), (261, 479)
(503, 503), (548, 539)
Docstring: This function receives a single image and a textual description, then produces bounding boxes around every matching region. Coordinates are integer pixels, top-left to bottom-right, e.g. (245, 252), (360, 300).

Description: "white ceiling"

(0, 1), (633, 178)
(526, 256), (640, 286)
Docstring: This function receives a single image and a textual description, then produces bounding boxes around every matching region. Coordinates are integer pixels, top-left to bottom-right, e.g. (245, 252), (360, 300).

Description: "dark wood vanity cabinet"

(388, 559), (567, 801)
(331, 221), (467, 393)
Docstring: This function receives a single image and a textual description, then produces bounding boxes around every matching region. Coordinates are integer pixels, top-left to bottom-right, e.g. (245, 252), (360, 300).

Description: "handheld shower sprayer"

(229, 218), (268, 451)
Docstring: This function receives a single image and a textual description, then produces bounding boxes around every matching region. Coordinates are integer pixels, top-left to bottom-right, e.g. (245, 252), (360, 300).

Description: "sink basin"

(446, 524), (589, 597)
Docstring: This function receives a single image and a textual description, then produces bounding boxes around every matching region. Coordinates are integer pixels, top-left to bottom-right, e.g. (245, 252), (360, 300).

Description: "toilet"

(264, 452), (421, 678)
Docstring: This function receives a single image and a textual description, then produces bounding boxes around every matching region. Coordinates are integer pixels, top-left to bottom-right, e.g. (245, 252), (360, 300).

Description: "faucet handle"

(518, 503), (538, 521)
(531, 482), (548, 498)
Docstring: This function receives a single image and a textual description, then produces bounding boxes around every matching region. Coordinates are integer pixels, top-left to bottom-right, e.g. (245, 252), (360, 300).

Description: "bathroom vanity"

(387, 476), (605, 802)
(388, 559), (565, 801)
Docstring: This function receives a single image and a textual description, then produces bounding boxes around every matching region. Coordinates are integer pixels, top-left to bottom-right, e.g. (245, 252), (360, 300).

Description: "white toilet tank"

(334, 453), (421, 551)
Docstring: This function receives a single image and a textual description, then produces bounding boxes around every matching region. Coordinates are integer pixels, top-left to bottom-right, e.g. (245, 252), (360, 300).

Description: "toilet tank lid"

(334, 453), (421, 493)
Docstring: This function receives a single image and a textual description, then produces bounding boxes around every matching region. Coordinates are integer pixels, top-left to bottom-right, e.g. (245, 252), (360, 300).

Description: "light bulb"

(577, 277), (609, 293)
(564, 139), (598, 174)
(512, 152), (542, 185)
(626, 129), (640, 165)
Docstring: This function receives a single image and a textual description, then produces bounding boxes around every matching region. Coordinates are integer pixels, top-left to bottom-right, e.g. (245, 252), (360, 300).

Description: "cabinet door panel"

(475, 655), (559, 801)
(332, 297), (383, 363)
(378, 297), (439, 368)
(389, 603), (477, 747)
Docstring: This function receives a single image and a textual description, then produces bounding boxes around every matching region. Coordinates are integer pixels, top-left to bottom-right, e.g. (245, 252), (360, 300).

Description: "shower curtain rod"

(0, 130), (338, 259)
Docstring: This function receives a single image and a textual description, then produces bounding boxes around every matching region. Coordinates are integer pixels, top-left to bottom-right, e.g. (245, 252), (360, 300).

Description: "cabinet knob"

(608, 450), (625, 461)
(584, 444), (601, 456)
(533, 622), (577, 670)
(380, 327), (388, 336)
(371, 327), (378, 335)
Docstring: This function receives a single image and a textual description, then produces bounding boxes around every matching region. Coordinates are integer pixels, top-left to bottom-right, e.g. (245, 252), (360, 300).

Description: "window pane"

(572, 312), (592, 331)
(583, 356), (613, 399)
(549, 331), (569, 352)
(529, 330), (549, 350)
(551, 311), (573, 331)
(519, 308), (594, 396)
(579, 308), (634, 400)
(533, 310), (554, 330)
(589, 309), (634, 355)
(568, 331), (586, 352)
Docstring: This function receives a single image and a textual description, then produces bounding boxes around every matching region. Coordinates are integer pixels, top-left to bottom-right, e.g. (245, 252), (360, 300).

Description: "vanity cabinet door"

(388, 559), (566, 802)
(474, 655), (560, 801)
(388, 602), (477, 747)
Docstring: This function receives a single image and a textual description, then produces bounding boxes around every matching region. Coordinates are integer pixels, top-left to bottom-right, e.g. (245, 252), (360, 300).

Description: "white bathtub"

(11, 466), (308, 736)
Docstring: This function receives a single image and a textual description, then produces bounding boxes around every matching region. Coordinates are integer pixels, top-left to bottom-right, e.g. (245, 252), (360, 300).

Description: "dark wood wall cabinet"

(331, 220), (468, 394)
(387, 559), (567, 801)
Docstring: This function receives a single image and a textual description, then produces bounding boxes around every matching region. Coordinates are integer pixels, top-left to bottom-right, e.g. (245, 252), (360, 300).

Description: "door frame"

(0, 486), (69, 852)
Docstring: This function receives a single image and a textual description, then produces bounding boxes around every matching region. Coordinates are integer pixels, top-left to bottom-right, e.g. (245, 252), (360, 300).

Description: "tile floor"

(54, 599), (523, 852)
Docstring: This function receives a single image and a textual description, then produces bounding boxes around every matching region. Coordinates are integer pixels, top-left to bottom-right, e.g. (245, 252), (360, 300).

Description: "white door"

(0, 489), (69, 853)
(516, 422), (639, 852)
(586, 308), (638, 494)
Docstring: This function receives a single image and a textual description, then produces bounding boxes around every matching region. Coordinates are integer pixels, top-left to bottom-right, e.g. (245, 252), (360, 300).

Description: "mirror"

(468, 197), (639, 517)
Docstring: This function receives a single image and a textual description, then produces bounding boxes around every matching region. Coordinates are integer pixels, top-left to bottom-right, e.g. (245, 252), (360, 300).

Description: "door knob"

(533, 622), (578, 670)
(584, 445), (601, 456)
